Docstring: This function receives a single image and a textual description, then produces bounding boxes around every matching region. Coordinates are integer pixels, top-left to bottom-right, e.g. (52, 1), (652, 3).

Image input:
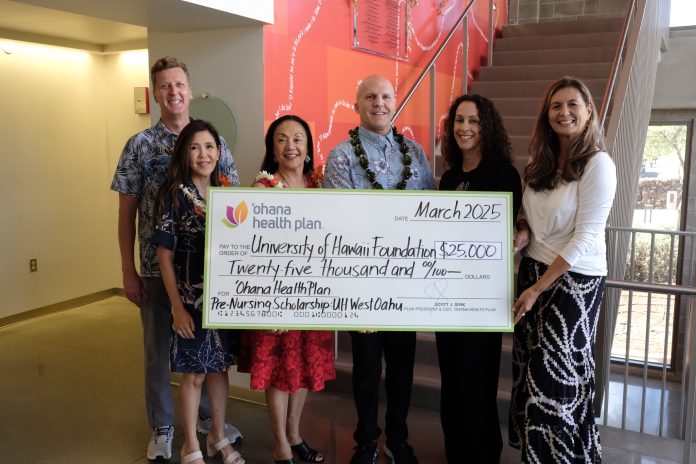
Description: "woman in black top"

(437, 94), (522, 464)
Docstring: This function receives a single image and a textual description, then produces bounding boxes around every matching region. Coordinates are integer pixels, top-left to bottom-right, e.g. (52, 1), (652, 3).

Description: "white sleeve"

(559, 152), (617, 266)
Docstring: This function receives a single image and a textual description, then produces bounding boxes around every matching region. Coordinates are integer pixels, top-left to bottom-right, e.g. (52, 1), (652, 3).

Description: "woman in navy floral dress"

(153, 120), (243, 464)
(237, 115), (335, 464)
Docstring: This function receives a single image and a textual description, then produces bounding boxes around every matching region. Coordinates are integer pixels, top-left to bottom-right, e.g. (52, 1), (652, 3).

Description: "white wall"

(0, 40), (149, 319)
(181, 0), (274, 24)
(0, 24), (263, 321)
(653, 28), (696, 109)
(147, 26), (265, 186)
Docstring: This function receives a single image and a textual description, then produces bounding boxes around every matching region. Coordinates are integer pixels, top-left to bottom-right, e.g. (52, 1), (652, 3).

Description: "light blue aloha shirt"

(111, 120), (239, 277)
(323, 126), (434, 190)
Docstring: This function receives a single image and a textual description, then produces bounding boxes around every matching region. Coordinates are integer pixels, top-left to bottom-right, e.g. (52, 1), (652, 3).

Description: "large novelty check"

(203, 189), (514, 331)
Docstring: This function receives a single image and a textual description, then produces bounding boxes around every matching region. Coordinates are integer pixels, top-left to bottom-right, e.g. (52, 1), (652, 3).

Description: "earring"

(305, 155), (311, 164)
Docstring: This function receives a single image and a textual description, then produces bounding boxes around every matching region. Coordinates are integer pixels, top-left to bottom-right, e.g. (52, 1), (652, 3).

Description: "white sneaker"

(197, 417), (242, 444)
(147, 425), (173, 460)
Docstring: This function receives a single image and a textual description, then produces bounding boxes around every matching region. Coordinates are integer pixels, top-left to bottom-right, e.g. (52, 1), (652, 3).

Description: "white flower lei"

(179, 184), (206, 213)
(253, 170), (286, 188)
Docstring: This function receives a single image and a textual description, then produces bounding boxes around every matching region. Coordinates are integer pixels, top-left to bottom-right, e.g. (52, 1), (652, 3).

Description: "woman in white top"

(508, 77), (616, 464)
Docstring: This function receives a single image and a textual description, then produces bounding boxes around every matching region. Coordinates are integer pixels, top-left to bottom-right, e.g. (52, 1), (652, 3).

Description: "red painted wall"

(264, 0), (507, 169)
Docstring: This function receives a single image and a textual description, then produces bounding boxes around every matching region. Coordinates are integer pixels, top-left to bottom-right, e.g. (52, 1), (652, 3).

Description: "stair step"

(489, 96), (602, 117)
(477, 62), (612, 82)
(501, 115), (610, 139)
(470, 78), (607, 99)
(493, 46), (615, 66)
(502, 16), (623, 37)
(512, 154), (529, 175)
(511, 135), (532, 161)
(487, 97), (541, 116)
(498, 116), (536, 136)
(495, 31), (619, 51)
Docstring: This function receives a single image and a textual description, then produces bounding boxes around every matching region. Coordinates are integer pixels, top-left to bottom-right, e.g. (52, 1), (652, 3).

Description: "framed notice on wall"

(353, 0), (409, 61)
(203, 189), (514, 332)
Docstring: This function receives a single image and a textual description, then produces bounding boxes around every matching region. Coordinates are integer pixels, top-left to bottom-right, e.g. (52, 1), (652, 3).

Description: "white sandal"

(207, 437), (245, 464)
(181, 450), (204, 463)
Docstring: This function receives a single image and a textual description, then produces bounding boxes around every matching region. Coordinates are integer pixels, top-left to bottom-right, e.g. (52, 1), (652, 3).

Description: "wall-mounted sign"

(353, 0), (409, 61)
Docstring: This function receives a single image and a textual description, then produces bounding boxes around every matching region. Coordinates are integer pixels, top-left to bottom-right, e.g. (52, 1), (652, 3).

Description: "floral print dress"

(236, 172), (336, 392)
(152, 182), (237, 373)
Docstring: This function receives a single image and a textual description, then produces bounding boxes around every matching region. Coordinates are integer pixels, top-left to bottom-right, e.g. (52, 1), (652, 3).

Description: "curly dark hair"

(442, 94), (512, 171)
(155, 119), (223, 220)
(260, 115), (314, 175)
(525, 76), (605, 191)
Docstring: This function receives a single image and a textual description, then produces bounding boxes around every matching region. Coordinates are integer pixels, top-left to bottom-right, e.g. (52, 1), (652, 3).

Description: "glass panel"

(611, 124), (688, 366)
(189, 95), (237, 152)
(635, 125), (687, 230)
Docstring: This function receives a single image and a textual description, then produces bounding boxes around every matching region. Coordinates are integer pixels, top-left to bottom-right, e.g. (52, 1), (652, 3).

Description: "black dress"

(437, 160), (522, 464)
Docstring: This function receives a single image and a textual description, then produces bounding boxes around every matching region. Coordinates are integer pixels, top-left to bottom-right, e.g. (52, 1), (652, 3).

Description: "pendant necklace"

(277, 171), (305, 188)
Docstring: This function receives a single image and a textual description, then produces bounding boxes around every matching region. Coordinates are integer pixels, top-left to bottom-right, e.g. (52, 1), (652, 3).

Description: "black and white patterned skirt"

(509, 257), (605, 464)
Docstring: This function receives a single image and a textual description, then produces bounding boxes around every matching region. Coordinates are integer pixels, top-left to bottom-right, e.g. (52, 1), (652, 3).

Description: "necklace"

(179, 183), (206, 216)
(276, 171), (306, 188)
(349, 126), (412, 190)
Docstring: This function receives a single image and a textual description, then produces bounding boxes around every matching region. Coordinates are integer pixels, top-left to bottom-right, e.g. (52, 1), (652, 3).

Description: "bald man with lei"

(324, 75), (434, 464)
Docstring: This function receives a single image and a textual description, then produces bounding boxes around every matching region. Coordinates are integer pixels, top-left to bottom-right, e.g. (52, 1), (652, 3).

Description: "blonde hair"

(150, 56), (190, 88)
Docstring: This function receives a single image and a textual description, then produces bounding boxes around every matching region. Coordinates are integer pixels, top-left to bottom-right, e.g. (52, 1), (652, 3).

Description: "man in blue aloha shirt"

(111, 56), (241, 461)
(324, 75), (434, 464)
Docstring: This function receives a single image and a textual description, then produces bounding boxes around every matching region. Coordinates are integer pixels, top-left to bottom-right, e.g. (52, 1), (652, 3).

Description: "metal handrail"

(599, 0), (637, 130)
(604, 277), (696, 463)
(607, 225), (696, 238)
(391, 0), (479, 123)
(606, 279), (696, 296)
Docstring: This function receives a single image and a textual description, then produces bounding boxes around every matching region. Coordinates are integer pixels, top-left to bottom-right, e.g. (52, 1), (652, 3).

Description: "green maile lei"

(349, 126), (412, 190)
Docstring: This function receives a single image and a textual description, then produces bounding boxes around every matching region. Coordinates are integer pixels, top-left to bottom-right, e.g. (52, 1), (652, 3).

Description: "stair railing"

(598, 0), (637, 131)
(392, 0), (481, 123)
(391, 0), (496, 176)
(595, 0), (673, 452)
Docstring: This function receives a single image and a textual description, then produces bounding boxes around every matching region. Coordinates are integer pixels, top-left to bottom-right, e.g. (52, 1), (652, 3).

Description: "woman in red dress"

(238, 115), (335, 464)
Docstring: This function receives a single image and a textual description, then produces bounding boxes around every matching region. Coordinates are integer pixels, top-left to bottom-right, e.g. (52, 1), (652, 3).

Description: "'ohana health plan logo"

(222, 201), (248, 228)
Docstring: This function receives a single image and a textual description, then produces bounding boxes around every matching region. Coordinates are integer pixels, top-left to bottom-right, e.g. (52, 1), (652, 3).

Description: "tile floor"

(0, 296), (688, 463)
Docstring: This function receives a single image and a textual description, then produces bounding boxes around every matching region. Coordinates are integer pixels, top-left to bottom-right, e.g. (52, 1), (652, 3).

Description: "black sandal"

(290, 441), (325, 463)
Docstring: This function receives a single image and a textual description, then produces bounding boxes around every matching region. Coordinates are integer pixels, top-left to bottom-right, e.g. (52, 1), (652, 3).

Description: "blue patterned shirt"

(111, 120), (239, 277)
(323, 127), (434, 190)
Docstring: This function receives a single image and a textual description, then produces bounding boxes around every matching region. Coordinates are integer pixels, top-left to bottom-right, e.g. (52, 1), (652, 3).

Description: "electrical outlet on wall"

(29, 259), (37, 272)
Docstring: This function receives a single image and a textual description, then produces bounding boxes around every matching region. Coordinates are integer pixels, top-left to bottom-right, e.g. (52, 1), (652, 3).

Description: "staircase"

(472, 16), (623, 171)
(325, 17), (624, 415)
